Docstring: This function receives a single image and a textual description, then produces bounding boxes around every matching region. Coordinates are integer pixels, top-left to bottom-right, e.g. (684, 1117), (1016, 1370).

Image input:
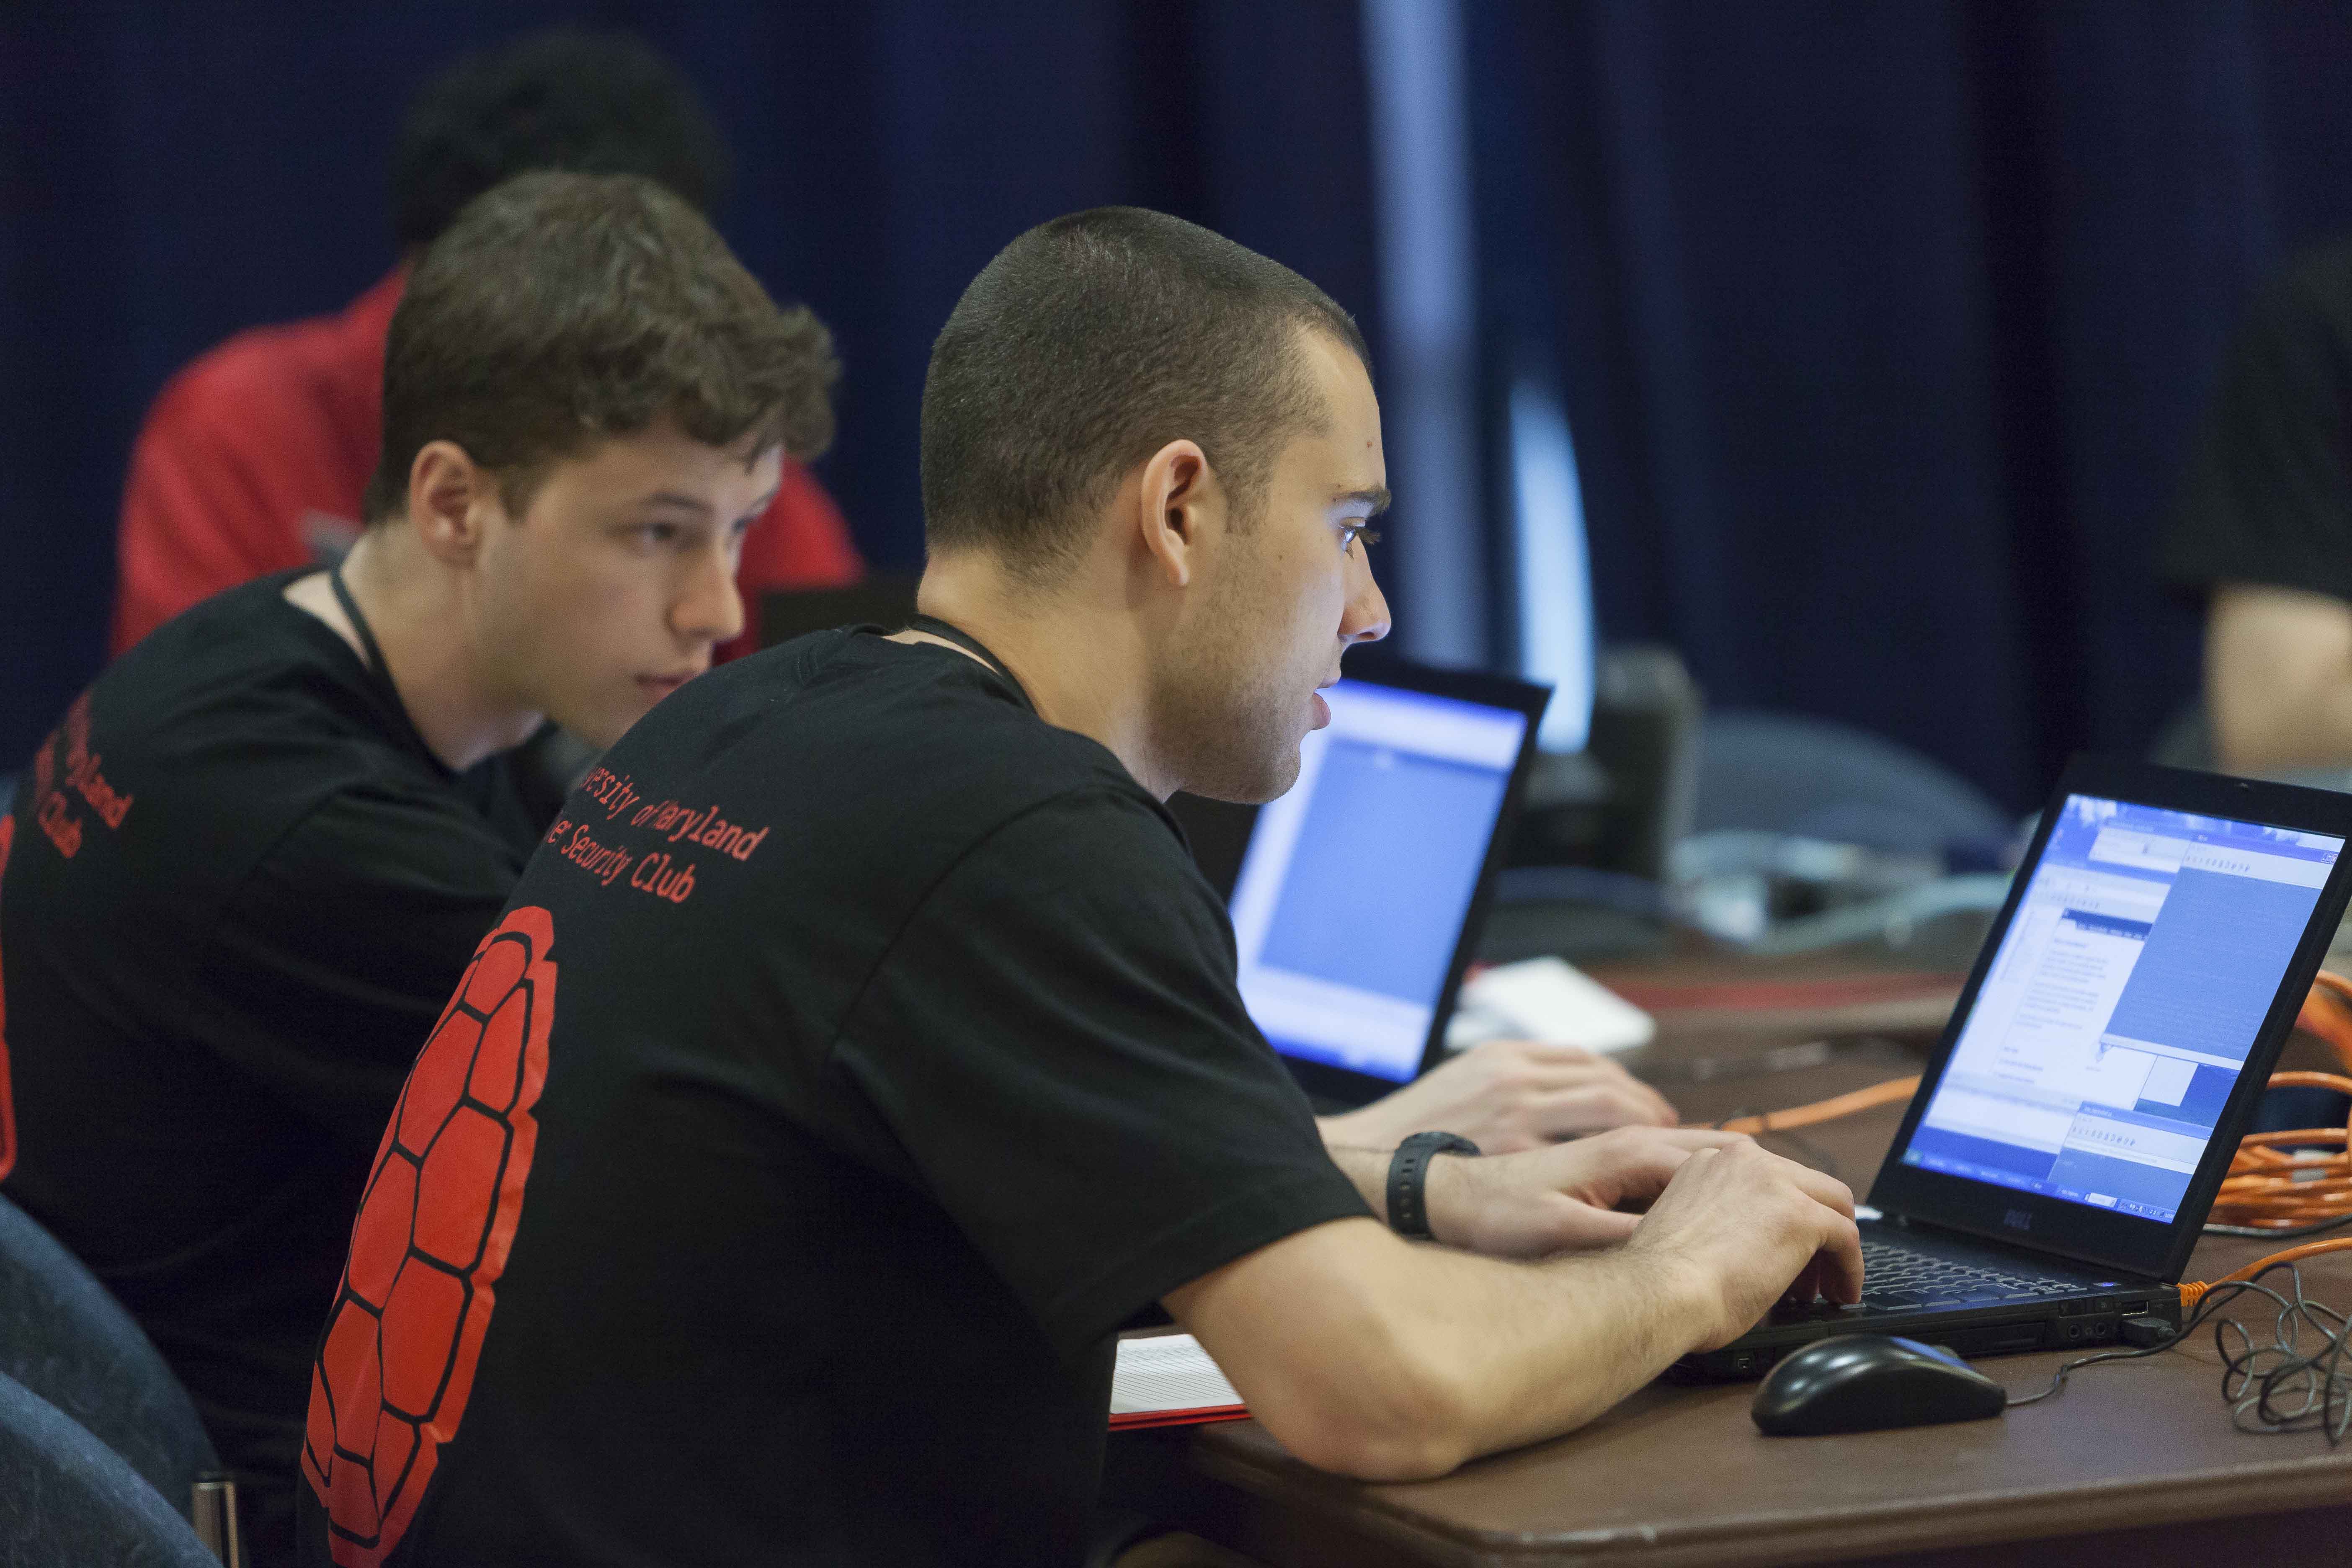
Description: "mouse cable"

(2008, 1262), (2352, 1442)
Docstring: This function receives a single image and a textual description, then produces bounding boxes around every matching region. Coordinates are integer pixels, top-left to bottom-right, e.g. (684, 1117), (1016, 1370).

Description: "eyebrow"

(1336, 486), (1392, 516)
(636, 485), (783, 524)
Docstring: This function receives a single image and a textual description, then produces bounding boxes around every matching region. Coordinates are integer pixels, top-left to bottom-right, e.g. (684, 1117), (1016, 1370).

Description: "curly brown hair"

(365, 169), (836, 523)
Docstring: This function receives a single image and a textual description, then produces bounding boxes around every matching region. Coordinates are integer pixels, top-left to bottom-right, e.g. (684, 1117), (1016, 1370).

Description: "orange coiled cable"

(1715, 1076), (1921, 1137)
(2206, 965), (2352, 1230)
(2208, 1237), (2352, 1286)
(1729, 972), (2352, 1283)
(2185, 976), (2352, 1295)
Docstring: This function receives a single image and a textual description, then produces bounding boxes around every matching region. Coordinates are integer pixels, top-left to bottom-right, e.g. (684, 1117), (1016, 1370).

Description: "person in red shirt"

(111, 27), (858, 662)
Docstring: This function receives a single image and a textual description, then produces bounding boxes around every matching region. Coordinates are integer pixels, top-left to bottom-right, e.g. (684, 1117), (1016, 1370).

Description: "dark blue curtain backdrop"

(0, 1), (1382, 768)
(1468, 0), (2352, 810)
(7, 3), (2352, 813)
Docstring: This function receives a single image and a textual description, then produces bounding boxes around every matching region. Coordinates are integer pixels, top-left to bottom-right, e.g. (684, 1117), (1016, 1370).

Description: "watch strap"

(1386, 1131), (1480, 1240)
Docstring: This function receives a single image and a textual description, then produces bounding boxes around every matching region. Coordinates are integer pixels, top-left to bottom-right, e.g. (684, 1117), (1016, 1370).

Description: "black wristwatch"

(1386, 1132), (1481, 1240)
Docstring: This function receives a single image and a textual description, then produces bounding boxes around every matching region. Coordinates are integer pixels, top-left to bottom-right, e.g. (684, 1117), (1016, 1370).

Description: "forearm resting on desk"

(1326, 1126), (1755, 1258)
(1167, 1140), (1860, 1481)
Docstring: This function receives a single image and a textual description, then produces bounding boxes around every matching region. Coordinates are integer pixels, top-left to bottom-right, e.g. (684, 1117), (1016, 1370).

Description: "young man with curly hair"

(3, 169), (837, 1564)
(110, 27), (860, 662)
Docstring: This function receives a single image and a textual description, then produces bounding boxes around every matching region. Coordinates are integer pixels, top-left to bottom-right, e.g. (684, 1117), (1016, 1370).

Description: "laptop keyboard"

(1770, 1238), (2090, 1322)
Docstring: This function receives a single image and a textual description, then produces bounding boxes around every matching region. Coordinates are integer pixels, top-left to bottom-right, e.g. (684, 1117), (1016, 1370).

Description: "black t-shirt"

(2163, 240), (2352, 601)
(298, 630), (1367, 1568)
(0, 571), (542, 1554)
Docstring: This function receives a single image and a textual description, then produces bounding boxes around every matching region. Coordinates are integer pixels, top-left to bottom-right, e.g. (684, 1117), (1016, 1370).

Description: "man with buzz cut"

(299, 208), (1859, 1568)
(2, 170), (837, 1564)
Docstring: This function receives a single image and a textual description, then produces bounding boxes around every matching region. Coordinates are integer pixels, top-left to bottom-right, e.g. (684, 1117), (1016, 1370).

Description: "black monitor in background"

(758, 575), (921, 648)
(1171, 660), (1550, 1108)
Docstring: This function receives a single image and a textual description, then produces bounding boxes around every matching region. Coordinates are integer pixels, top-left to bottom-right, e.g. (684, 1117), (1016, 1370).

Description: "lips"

(636, 673), (694, 699)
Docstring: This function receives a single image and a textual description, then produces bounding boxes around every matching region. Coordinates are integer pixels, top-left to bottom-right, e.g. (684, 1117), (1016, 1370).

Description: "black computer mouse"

(1751, 1334), (2007, 1436)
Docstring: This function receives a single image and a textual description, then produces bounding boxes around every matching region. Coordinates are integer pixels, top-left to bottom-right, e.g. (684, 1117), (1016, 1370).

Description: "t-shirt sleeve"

(195, 785), (522, 1148)
(2162, 260), (2352, 602)
(832, 787), (1370, 1356)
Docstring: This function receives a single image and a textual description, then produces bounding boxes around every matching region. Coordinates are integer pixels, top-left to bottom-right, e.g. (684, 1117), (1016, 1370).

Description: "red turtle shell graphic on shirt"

(302, 905), (556, 1566)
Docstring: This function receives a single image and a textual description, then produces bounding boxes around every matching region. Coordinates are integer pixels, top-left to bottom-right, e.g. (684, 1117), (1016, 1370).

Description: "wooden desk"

(1113, 966), (2352, 1567)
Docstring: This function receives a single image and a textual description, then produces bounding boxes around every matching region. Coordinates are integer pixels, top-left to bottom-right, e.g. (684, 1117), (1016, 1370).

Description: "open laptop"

(1680, 756), (2352, 1379)
(1169, 660), (1551, 1109)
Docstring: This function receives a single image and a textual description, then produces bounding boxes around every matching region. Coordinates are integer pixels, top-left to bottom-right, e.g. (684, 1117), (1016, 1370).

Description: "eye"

(626, 516), (717, 554)
(1340, 523), (1383, 557)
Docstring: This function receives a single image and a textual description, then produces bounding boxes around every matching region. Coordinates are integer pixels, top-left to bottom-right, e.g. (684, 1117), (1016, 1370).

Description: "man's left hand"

(1317, 1038), (1676, 1155)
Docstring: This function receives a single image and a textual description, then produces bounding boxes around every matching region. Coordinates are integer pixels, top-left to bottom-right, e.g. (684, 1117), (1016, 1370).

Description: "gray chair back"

(0, 1369), (218, 1566)
(1694, 709), (2010, 855)
(0, 1195), (218, 1515)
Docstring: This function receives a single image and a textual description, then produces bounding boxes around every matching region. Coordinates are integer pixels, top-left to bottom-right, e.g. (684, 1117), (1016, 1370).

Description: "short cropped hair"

(920, 207), (1368, 583)
(392, 27), (732, 251)
(364, 171), (836, 524)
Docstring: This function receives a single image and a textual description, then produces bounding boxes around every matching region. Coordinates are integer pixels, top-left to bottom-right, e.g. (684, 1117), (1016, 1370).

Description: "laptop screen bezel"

(1201, 657), (1551, 1109)
(1865, 755), (2352, 1282)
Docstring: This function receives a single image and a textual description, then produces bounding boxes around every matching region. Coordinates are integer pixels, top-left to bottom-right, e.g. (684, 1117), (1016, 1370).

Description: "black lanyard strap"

(320, 562), (468, 778)
(326, 562), (428, 750)
(329, 564), (392, 676)
(903, 612), (1034, 712)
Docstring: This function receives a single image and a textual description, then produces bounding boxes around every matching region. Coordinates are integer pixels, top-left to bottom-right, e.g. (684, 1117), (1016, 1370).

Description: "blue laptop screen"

(1230, 680), (1528, 1084)
(1899, 794), (2344, 1224)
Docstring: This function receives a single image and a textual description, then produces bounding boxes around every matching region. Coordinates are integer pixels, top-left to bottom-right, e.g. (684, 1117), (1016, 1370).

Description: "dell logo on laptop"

(2003, 1209), (2033, 1232)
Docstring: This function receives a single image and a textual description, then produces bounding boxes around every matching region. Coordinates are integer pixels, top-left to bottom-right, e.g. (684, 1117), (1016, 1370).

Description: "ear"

(1133, 438), (1220, 590)
(403, 440), (504, 567)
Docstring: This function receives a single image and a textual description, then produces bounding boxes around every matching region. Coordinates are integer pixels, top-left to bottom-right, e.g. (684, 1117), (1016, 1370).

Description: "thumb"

(1546, 1203), (1642, 1251)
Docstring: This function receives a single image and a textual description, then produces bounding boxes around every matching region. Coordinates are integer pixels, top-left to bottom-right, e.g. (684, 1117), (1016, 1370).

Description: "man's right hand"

(1622, 1139), (1863, 1349)
(1169, 1134), (1863, 1481)
(1418, 1124), (1746, 1258)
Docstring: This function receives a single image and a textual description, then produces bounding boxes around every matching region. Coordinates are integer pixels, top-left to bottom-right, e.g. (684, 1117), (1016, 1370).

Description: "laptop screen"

(1896, 794), (2345, 1225)
(1230, 678), (1531, 1085)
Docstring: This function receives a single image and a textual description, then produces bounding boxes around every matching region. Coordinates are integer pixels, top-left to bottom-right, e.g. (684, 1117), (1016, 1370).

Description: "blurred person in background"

(111, 25), (860, 664)
(2165, 241), (2352, 776)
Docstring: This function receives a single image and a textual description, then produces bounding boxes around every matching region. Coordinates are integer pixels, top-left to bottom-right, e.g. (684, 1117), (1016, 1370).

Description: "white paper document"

(1109, 1334), (1244, 1426)
(1446, 955), (1656, 1055)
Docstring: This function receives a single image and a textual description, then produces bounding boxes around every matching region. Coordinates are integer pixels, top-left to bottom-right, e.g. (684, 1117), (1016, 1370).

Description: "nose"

(673, 539), (746, 648)
(1341, 549), (1391, 647)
